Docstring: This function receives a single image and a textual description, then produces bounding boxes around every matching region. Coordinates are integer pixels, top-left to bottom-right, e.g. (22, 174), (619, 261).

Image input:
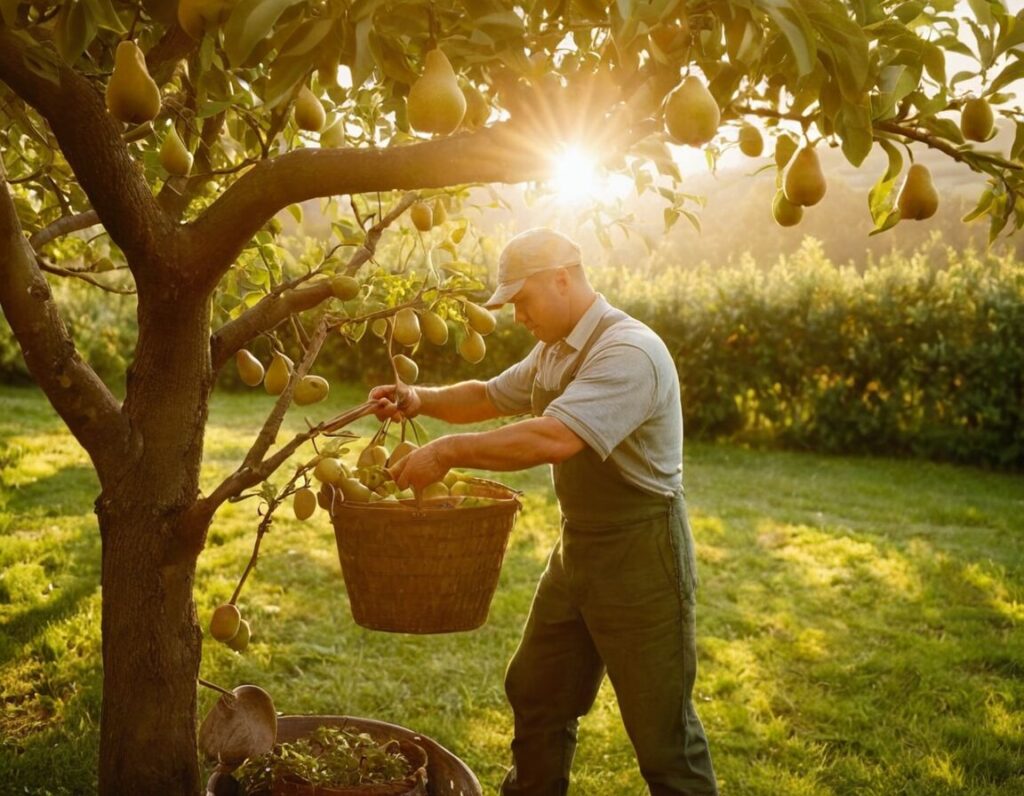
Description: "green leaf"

(263, 53), (311, 109)
(663, 207), (680, 231)
(86, 0), (126, 33)
(278, 18), (334, 58)
(54, 0), (97, 65)
(223, 0), (305, 68)
(836, 102), (873, 167)
(868, 140), (901, 228)
(962, 187), (994, 222)
(988, 56), (1024, 96)
(753, 0), (816, 77)
(1011, 121), (1024, 161)
(922, 44), (945, 84)
(922, 116), (965, 146)
(287, 204), (303, 224)
(994, 11), (1024, 58)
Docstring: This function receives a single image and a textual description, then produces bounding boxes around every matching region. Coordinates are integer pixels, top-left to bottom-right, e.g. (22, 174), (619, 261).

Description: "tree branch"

(0, 29), (175, 272)
(29, 209), (100, 249)
(208, 193), (417, 371)
(0, 175), (129, 478)
(37, 256), (137, 294)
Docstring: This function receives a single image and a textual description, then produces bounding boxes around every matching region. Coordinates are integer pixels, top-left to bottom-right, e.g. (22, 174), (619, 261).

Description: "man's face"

(509, 269), (569, 343)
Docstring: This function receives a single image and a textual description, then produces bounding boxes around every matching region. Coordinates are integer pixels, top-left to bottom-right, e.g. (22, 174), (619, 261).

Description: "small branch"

(29, 210), (101, 250)
(37, 257), (137, 295)
(197, 678), (234, 698)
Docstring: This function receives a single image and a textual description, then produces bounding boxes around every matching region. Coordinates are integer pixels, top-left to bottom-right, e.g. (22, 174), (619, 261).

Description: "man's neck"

(564, 289), (597, 335)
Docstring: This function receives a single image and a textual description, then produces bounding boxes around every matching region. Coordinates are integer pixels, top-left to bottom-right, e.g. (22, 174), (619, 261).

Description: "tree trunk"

(97, 291), (214, 796)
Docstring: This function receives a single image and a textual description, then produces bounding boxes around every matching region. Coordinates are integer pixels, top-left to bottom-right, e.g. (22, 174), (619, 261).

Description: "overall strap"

(564, 307), (630, 386)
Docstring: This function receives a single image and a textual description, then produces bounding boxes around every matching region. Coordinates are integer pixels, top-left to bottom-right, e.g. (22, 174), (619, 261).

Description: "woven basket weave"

(330, 479), (520, 634)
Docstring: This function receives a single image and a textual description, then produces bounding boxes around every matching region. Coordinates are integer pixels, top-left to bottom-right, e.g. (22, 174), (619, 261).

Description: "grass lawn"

(1, 383), (1022, 795)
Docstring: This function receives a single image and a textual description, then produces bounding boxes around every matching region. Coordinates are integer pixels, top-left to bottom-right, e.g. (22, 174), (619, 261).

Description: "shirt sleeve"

(485, 342), (542, 415)
(542, 341), (659, 460)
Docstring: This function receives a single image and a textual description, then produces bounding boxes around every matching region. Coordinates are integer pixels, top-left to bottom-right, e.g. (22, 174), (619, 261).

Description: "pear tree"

(1, 0), (1023, 793)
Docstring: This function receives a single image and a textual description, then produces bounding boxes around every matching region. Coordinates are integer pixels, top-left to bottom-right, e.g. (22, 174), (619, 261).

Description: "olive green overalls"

(500, 309), (718, 796)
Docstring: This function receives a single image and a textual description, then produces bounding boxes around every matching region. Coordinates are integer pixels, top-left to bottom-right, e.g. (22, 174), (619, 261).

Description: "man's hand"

(368, 383), (421, 421)
(388, 439), (450, 491)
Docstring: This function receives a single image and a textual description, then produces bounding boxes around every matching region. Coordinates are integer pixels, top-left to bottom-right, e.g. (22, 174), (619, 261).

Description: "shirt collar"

(563, 293), (611, 351)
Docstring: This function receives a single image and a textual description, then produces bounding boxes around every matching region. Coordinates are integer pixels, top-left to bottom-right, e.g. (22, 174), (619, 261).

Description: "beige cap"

(483, 228), (582, 308)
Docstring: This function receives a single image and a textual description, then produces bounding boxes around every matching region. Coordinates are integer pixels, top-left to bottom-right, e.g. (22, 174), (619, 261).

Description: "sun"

(548, 145), (634, 205)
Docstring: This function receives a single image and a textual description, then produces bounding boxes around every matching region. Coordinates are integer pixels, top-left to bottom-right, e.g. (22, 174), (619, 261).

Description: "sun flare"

(550, 146), (601, 203)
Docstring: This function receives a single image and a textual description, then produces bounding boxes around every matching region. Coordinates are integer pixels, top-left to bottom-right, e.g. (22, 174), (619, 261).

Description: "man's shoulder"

(596, 312), (672, 365)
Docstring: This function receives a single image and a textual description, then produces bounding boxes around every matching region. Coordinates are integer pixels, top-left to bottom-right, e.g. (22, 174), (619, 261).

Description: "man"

(370, 228), (718, 796)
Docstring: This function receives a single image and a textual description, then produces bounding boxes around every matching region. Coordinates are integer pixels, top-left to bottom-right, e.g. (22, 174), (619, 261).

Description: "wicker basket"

(329, 479), (521, 634)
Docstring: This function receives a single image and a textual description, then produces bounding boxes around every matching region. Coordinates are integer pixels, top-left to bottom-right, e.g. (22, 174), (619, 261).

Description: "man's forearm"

(437, 417), (585, 472)
(416, 380), (503, 423)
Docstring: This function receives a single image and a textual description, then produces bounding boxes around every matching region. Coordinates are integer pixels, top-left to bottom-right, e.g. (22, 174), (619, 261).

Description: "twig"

(29, 209), (100, 250)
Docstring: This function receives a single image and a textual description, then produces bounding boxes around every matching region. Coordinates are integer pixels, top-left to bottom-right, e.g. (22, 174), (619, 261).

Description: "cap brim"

(482, 278), (526, 309)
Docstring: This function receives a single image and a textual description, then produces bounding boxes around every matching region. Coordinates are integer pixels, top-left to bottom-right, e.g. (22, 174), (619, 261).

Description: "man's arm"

(370, 380), (505, 423)
(388, 416), (585, 490)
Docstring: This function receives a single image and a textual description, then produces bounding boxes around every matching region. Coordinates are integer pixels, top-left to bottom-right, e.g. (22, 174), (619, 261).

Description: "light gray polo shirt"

(485, 294), (683, 497)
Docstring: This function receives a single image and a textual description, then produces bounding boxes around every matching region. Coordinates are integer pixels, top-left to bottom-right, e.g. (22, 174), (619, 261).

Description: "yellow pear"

(774, 134), (798, 170)
(421, 481), (449, 500)
(264, 352), (293, 395)
(209, 603), (241, 642)
(235, 349), (264, 387)
(432, 197), (448, 225)
(738, 124), (764, 157)
(330, 274), (360, 301)
(226, 619), (251, 652)
(340, 477), (373, 502)
(783, 146), (827, 207)
(320, 118), (346, 148)
(464, 302), (496, 335)
(313, 457), (347, 485)
(293, 487), (317, 520)
(663, 75), (720, 147)
(160, 125), (193, 176)
(177, 0), (232, 39)
(106, 41), (161, 124)
(410, 202), (433, 231)
(392, 307), (422, 346)
(896, 163), (939, 220)
(407, 49), (466, 135)
(450, 480), (472, 497)
(357, 444), (389, 468)
(459, 328), (486, 364)
(960, 97), (994, 142)
(294, 375), (330, 405)
(388, 440), (419, 466)
(420, 310), (449, 345)
(771, 190), (803, 227)
(393, 354), (419, 384)
(462, 85), (490, 129)
(294, 86), (326, 132)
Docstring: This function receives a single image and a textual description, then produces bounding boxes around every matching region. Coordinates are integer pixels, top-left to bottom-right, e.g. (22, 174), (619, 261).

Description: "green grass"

(1, 383), (1022, 795)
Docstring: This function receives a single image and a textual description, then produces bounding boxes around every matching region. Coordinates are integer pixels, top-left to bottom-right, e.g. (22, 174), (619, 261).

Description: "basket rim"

(332, 476), (521, 515)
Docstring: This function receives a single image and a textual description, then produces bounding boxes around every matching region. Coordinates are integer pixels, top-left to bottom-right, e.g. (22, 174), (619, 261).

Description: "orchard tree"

(1, 0), (1022, 792)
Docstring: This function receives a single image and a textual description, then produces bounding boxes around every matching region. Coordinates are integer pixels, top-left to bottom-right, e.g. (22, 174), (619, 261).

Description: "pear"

(393, 354), (419, 384)
(160, 125), (193, 176)
(294, 375), (330, 406)
(783, 146), (827, 207)
(340, 477), (373, 502)
(209, 603), (241, 642)
(663, 75), (720, 147)
(177, 0), (231, 39)
(410, 202), (433, 231)
(462, 85), (490, 129)
(459, 328), (486, 364)
(294, 86), (326, 132)
(772, 190), (803, 227)
(960, 97), (994, 142)
(357, 444), (389, 468)
(420, 310), (449, 345)
(264, 352), (293, 395)
(450, 480), (472, 497)
(421, 481), (449, 500)
(235, 350), (264, 387)
(293, 487), (317, 520)
(313, 457), (347, 485)
(442, 471), (461, 488)
(226, 619), (251, 652)
(330, 274), (360, 301)
(896, 163), (939, 220)
(464, 302), (496, 335)
(392, 307), (422, 346)
(432, 197), (448, 225)
(774, 134), (798, 170)
(388, 440), (419, 466)
(407, 49), (466, 135)
(106, 41), (161, 124)
(320, 118), (346, 148)
(738, 124), (764, 157)
(450, 225), (467, 244)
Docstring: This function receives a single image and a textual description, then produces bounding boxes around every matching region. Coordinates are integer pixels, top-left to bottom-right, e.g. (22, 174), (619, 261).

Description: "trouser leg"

(500, 539), (605, 796)
(578, 503), (718, 796)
